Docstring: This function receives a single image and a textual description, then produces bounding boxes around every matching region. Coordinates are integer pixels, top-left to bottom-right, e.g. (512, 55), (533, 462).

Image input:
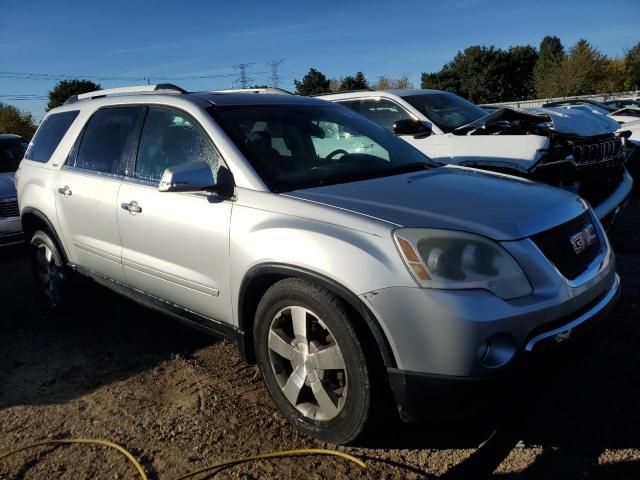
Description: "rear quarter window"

(25, 110), (79, 163)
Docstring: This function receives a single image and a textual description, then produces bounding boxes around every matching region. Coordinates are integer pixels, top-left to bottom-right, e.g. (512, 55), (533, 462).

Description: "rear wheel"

(29, 230), (68, 310)
(254, 278), (377, 444)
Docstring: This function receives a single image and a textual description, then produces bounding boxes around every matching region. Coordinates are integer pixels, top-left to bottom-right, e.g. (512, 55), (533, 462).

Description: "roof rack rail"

(64, 83), (187, 105)
(210, 87), (294, 95)
(311, 88), (374, 97)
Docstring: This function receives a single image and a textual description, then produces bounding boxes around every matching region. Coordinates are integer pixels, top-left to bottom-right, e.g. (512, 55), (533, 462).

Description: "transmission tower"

(233, 63), (254, 89)
(266, 59), (285, 88)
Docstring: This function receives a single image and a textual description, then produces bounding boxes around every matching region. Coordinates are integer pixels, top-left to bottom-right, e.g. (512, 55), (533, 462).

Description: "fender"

(238, 262), (397, 368)
(20, 207), (69, 263)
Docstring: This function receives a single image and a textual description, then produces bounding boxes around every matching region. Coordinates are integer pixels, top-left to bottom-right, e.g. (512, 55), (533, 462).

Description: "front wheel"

(254, 278), (377, 444)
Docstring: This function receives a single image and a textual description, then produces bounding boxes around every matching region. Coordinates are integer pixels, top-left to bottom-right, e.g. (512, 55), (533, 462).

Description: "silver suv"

(16, 85), (620, 444)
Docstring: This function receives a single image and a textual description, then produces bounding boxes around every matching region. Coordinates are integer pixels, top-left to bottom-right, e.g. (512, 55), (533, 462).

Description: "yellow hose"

(0, 438), (148, 480)
(171, 447), (367, 480)
(0, 439), (366, 480)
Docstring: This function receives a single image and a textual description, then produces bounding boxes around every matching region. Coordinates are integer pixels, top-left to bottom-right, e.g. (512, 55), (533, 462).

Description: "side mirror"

(159, 161), (234, 197)
(393, 119), (432, 139)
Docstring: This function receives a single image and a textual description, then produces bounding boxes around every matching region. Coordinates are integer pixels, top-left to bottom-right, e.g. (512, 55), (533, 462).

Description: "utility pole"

(266, 59), (285, 88)
(233, 63), (254, 89)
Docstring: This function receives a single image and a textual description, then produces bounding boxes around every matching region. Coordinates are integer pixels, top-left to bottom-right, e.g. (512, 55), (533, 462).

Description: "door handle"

(121, 201), (142, 214)
(58, 186), (72, 197)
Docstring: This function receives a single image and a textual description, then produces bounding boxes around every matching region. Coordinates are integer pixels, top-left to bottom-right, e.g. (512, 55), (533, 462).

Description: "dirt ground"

(1, 199), (640, 480)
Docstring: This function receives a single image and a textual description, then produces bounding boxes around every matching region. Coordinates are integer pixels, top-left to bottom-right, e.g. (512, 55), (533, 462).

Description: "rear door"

(116, 106), (233, 322)
(56, 106), (145, 281)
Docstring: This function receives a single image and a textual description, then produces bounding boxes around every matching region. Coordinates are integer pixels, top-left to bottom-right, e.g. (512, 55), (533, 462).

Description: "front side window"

(135, 107), (220, 183)
(0, 138), (28, 173)
(341, 99), (414, 131)
(211, 103), (431, 192)
(25, 110), (79, 163)
(73, 107), (143, 174)
(403, 92), (488, 132)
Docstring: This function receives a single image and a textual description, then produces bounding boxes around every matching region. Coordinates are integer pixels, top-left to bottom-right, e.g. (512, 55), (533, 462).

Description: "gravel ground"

(1, 198), (639, 479)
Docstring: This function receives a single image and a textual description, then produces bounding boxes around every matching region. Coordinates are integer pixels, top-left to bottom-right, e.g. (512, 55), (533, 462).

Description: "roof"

(317, 88), (449, 101)
(0, 134), (27, 141)
(191, 92), (332, 107)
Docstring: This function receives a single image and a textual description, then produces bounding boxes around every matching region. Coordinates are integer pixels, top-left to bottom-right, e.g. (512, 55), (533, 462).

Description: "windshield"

(0, 138), (28, 173)
(211, 104), (432, 192)
(402, 92), (488, 132)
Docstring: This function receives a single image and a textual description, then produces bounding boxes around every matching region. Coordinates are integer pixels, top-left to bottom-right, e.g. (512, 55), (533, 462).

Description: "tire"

(28, 229), (69, 311)
(254, 278), (376, 444)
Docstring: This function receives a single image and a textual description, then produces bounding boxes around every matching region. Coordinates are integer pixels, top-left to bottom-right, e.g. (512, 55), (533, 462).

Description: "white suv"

(321, 89), (633, 226)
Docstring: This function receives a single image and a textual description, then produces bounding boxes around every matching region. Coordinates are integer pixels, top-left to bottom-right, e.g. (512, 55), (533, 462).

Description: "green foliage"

(339, 72), (368, 91)
(421, 45), (537, 103)
(0, 103), (37, 139)
(294, 68), (330, 96)
(557, 39), (609, 96)
(533, 36), (564, 98)
(624, 42), (640, 90)
(47, 79), (101, 111)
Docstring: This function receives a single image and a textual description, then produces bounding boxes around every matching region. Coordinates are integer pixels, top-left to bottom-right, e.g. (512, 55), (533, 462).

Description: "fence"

(483, 90), (640, 109)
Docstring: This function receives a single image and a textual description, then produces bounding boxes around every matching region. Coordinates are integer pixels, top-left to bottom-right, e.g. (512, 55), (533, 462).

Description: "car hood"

(289, 166), (587, 241)
(0, 172), (16, 199)
(455, 107), (620, 137)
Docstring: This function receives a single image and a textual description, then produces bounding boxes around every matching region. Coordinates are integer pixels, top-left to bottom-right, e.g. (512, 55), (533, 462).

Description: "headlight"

(394, 228), (532, 299)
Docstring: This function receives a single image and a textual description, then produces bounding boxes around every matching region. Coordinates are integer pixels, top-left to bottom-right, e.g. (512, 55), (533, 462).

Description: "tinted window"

(135, 107), (219, 182)
(25, 111), (79, 163)
(403, 93), (488, 132)
(0, 138), (28, 173)
(341, 99), (413, 131)
(212, 104), (430, 192)
(73, 107), (142, 174)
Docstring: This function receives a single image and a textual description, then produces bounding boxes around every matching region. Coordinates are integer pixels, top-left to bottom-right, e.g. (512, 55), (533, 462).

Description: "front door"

(116, 106), (233, 322)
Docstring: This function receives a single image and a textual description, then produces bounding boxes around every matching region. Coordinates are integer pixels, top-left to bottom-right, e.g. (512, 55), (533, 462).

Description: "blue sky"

(1, 0), (639, 121)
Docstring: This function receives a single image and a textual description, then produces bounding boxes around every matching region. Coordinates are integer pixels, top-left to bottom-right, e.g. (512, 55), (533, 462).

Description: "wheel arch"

(237, 263), (397, 369)
(21, 207), (68, 263)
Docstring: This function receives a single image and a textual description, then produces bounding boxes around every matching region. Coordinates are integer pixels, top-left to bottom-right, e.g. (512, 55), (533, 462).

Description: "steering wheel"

(325, 149), (349, 161)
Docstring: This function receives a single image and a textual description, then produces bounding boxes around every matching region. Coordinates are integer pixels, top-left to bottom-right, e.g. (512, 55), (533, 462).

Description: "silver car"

(16, 85), (619, 444)
(1, 134), (28, 246)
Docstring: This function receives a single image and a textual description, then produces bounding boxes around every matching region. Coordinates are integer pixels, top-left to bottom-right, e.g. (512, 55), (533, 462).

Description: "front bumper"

(592, 169), (633, 222)
(386, 273), (620, 422)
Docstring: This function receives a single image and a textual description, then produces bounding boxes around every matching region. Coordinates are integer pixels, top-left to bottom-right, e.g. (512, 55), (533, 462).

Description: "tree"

(421, 45), (537, 103)
(557, 39), (608, 96)
(294, 68), (330, 96)
(47, 79), (101, 111)
(0, 103), (37, 139)
(533, 36), (565, 98)
(624, 41), (640, 90)
(339, 71), (368, 91)
(374, 75), (413, 90)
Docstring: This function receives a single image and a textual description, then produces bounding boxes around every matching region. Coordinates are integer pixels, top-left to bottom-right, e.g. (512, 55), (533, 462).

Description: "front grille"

(0, 199), (19, 218)
(532, 212), (602, 280)
(572, 138), (623, 166)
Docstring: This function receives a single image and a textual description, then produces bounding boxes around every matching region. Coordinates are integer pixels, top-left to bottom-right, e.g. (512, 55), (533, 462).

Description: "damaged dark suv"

(322, 89), (633, 226)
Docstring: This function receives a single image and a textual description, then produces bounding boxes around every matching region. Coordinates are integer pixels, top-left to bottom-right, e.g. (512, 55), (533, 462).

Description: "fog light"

(479, 334), (517, 368)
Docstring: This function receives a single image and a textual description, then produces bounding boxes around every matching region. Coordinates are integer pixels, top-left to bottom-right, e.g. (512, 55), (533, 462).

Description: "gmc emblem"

(570, 224), (597, 254)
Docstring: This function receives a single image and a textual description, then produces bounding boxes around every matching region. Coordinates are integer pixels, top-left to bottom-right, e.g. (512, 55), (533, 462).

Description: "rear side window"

(72, 107), (143, 174)
(339, 99), (413, 131)
(25, 111), (79, 163)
